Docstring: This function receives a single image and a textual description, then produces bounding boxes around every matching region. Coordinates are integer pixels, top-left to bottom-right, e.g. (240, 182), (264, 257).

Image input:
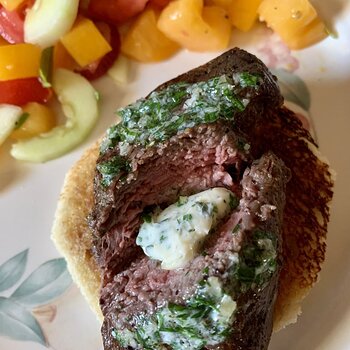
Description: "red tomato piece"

(0, 5), (24, 43)
(0, 1), (34, 44)
(0, 78), (52, 106)
(77, 23), (121, 81)
(87, 0), (149, 25)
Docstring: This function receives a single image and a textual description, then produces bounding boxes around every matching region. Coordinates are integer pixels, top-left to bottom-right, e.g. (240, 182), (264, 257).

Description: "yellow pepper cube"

(0, 43), (41, 81)
(0, 0), (25, 11)
(60, 17), (112, 67)
(229, 0), (262, 32)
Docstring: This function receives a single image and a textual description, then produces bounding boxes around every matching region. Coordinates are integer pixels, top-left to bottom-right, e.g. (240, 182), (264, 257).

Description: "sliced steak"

(100, 152), (290, 350)
(89, 49), (293, 350)
(92, 122), (250, 284)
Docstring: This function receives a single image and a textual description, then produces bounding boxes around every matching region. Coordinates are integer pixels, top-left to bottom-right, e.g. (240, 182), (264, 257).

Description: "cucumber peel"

(24, 0), (79, 48)
(11, 69), (99, 163)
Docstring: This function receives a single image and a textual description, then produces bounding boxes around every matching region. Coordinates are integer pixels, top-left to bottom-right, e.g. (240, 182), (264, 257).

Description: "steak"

(89, 49), (291, 349)
(100, 151), (289, 350)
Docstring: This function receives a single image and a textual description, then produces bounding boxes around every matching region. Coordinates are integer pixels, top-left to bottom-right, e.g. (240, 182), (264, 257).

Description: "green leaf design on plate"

(0, 249), (28, 293)
(0, 296), (46, 346)
(11, 258), (72, 307)
(272, 69), (311, 111)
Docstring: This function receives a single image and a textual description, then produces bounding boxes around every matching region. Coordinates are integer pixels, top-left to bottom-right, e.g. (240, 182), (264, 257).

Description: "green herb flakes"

(114, 277), (235, 350)
(229, 194), (239, 210)
(96, 155), (130, 187)
(101, 73), (260, 155)
(14, 113), (30, 130)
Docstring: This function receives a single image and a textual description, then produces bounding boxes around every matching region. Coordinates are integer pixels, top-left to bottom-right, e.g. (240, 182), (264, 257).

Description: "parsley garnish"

(229, 194), (239, 209)
(14, 113), (30, 130)
(96, 155), (130, 187)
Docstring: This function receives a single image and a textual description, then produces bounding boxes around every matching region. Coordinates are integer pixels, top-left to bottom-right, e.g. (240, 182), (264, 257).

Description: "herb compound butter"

(136, 188), (238, 269)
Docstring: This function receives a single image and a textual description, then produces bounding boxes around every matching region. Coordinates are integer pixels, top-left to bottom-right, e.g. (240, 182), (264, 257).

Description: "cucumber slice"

(11, 69), (99, 163)
(0, 105), (22, 146)
(24, 0), (79, 48)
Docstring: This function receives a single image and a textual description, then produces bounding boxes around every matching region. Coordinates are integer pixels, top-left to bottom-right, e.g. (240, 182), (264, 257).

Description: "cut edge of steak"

(89, 48), (293, 350)
(100, 152), (290, 350)
(92, 122), (250, 283)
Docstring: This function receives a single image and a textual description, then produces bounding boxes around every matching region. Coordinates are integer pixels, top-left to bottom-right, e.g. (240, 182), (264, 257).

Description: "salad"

(0, 0), (328, 162)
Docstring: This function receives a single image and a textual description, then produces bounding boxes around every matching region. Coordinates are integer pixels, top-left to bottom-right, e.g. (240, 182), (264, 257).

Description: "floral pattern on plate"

(0, 249), (72, 347)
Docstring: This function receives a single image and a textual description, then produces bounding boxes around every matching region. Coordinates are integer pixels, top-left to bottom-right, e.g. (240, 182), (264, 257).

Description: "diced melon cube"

(60, 17), (112, 67)
(121, 8), (179, 62)
(229, 0), (262, 32)
(158, 0), (231, 52)
(0, 43), (41, 81)
(11, 102), (56, 140)
(283, 16), (328, 50)
(259, 0), (328, 49)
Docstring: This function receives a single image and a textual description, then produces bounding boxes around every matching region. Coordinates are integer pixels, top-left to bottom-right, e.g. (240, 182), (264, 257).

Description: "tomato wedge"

(77, 23), (121, 81)
(0, 77), (52, 106)
(0, 5), (24, 43)
(87, 0), (149, 25)
(0, 1), (34, 43)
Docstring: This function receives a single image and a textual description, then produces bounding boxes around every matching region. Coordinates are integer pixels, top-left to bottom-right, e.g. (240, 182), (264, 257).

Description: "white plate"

(1, 2), (350, 349)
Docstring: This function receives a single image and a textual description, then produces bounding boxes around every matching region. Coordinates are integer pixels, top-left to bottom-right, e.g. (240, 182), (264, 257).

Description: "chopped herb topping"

(177, 196), (189, 207)
(14, 113), (30, 129)
(101, 73), (260, 154)
(238, 72), (260, 88)
(203, 266), (210, 275)
(39, 46), (54, 88)
(182, 214), (193, 222)
(229, 194), (239, 209)
(232, 224), (240, 234)
(113, 277), (236, 350)
(96, 155), (130, 187)
(232, 230), (277, 292)
(142, 213), (152, 224)
(196, 202), (214, 217)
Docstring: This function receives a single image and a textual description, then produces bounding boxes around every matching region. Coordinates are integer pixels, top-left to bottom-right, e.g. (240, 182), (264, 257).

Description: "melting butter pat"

(136, 188), (237, 269)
